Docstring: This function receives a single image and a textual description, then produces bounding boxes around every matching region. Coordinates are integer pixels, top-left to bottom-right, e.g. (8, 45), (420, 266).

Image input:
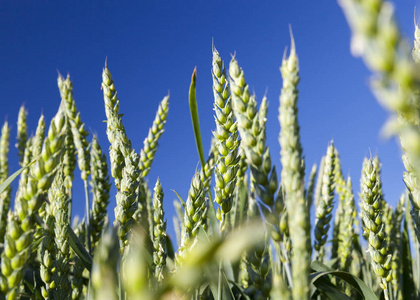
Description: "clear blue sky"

(0, 1), (418, 239)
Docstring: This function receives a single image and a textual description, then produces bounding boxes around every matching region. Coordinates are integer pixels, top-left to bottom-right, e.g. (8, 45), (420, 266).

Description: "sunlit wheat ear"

(0, 121), (11, 245)
(58, 74), (90, 181)
(314, 141), (335, 262)
(47, 171), (71, 298)
(278, 34), (312, 300)
(58, 74), (93, 252)
(242, 198), (272, 299)
(70, 220), (87, 300)
(389, 194), (405, 299)
(360, 157), (392, 299)
(229, 56), (277, 209)
(338, 177), (356, 271)
(331, 148), (346, 266)
(40, 177), (58, 298)
(89, 135), (111, 251)
(63, 122), (76, 191)
(201, 138), (216, 195)
(212, 46), (240, 231)
(177, 172), (206, 263)
(15, 137), (33, 203)
(340, 0), (420, 244)
(101, 64), (141, 251)
(314, 155), (326, 210)
(305, 164), (317, 216)
(399, 27), (420, 244)
(139, 95), (169, 177)
(16, 105), (28, 166)
(2, 109), (66, 299)
(200, 139), (217, 231)
(32, 113), (46, 157)
(339, 0), (419, 118)
(151, 178), (167, 282)
(101, 64), (132, 189)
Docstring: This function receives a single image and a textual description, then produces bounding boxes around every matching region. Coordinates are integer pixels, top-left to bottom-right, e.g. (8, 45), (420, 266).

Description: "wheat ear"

(212, 46), (240, 231)
(16, 105), (28, 166)
(360, 158), (392, 300)
(139, 95), (169, 177)
(89, 135), (111, 251)
(0, 122), (11, 244)
(314, 142), (336, 262)
(102, 64), (141, 251)
(279, 34), (311, 299)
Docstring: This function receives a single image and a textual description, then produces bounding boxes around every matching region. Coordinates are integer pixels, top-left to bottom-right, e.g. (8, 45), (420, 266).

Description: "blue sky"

(1, 1), (418, 239)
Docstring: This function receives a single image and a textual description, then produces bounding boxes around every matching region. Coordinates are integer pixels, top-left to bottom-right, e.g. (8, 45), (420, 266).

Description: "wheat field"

(0, 0), (420, 299)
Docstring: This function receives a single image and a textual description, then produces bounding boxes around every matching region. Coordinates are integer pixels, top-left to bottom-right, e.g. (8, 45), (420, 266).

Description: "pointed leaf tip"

(192, 67), (197, 82)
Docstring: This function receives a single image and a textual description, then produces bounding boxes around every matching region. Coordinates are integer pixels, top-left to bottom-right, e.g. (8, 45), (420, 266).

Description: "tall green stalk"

(278, 35), (310, 300)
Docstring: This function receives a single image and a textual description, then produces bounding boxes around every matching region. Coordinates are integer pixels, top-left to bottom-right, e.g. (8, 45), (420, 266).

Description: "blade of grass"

(172, 189), (187, 211)
(312, 275), (352, 300)
(310, 261), (378, 300)
(0, 155), (38, 195)
(189, 67), (205, 167)
(188, 67), (218, 235)
(66, 224), (93, 271)
(402, 215), (416, 299)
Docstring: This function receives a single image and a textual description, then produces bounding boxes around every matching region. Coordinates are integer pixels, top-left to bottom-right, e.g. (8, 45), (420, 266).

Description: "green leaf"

(0, 155), (38, 195)
(312, 274), (352, 300)
(188, 67), (205, 168)
(402, 215), (416, 299)
(66, 224), (93, 271)
(166, 234), (175, 260)
(310, 261), (378, 300)
(172, 189), (187, 211)
(188, 68), (220, 238)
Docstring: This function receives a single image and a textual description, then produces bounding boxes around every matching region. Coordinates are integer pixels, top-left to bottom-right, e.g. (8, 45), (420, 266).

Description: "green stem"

(68, 187), (73, 224)
(218, 259), (222, 300)
(417, 241), (420, 291)
(84, 180), (92, 255)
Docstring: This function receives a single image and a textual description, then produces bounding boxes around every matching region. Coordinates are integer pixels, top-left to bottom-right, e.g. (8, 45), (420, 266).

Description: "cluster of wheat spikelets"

(0, 0), (420, 299)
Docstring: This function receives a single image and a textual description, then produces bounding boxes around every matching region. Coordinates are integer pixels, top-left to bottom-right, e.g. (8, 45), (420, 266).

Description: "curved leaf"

(310, 261), (378, 300)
